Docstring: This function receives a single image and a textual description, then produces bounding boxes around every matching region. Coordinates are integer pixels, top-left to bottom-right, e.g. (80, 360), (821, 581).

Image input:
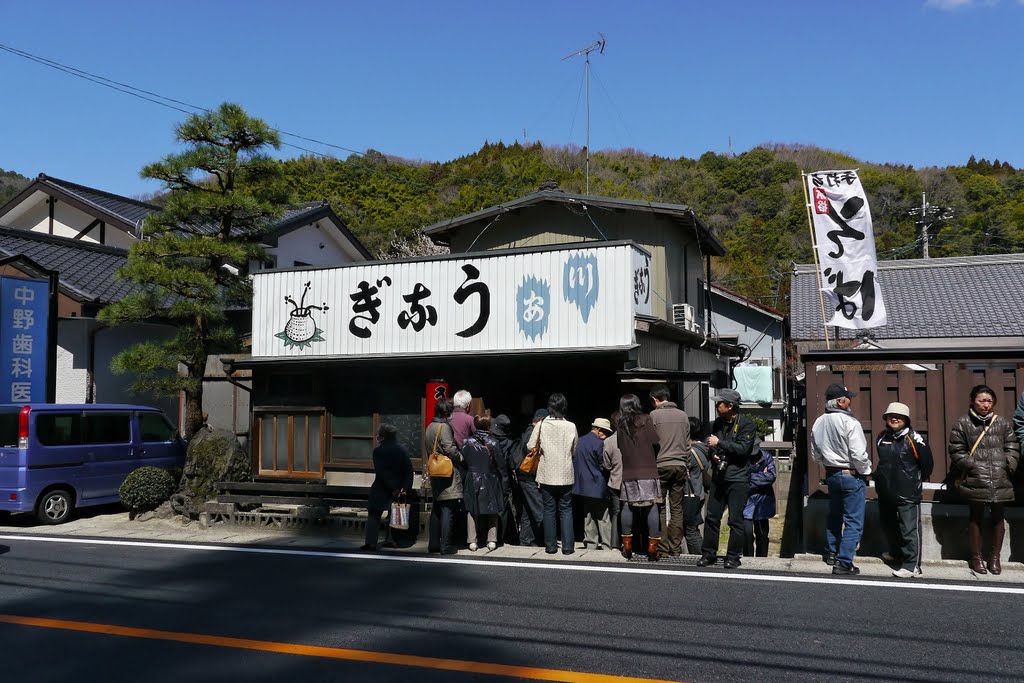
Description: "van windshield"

(0, 408), (19, 448)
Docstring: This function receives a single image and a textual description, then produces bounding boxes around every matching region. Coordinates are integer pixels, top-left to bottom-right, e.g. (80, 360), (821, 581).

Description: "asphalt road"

(0, 536), (1021, 683)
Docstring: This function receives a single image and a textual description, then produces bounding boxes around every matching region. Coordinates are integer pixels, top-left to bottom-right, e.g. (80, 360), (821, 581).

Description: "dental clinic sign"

(1, 276), (49, 402)
(252, 242), (652, 358)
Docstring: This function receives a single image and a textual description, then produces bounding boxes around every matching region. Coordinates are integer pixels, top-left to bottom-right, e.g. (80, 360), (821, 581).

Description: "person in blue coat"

(573, 418), (614, 549)
(743, 448), (777, 557)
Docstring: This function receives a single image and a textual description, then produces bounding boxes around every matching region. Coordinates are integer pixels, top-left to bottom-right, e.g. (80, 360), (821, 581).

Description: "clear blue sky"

(1, 0), (1021, 198)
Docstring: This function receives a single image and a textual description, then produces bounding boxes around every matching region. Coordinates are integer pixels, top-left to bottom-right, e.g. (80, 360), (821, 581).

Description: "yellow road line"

(0, 614), (681, 683)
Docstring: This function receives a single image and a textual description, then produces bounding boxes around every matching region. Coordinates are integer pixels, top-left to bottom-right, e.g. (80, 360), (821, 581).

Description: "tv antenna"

(562, 33), (606, 194)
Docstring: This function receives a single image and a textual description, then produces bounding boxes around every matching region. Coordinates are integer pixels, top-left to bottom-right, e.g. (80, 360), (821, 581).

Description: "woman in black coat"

(362, 423), (413, 551)
(462, 416), (509, 551)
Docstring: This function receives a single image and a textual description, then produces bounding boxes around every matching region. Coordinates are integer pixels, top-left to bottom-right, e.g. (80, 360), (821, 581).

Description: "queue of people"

(362, 383), (1022, 574)
(389, 385), (778, 563)
(811, 382), (1020, 578)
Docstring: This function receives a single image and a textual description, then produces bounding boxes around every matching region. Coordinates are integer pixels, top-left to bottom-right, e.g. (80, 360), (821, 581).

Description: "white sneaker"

(892, 568), (915, 578)
(486, 542), (497, 551)
(469, 542), (478, 551)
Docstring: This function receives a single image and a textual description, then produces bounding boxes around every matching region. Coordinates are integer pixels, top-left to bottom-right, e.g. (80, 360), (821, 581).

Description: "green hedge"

(119, 466), (176, 513)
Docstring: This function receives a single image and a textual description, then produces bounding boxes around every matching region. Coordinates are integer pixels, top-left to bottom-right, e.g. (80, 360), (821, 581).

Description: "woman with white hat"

(875, 401), (933, 578)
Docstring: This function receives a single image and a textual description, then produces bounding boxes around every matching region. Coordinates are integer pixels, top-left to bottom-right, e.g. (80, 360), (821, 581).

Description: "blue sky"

(1, 0), (1022, 198)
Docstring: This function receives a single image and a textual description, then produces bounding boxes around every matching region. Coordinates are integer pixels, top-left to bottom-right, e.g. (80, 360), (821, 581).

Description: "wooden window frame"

(253, 407), (326, 479)
(327, 413), (380, 471)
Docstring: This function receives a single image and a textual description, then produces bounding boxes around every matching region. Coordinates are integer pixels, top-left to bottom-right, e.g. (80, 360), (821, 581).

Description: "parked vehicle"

(0, 404), (185, 524)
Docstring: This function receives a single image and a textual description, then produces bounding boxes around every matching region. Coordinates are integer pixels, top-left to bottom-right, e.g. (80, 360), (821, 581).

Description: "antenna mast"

(562, 33), (606, 194)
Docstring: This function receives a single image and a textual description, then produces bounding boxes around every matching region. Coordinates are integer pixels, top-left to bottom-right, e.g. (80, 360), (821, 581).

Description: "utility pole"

(562, 33), (606, 195)
(907, 192), (954, 259)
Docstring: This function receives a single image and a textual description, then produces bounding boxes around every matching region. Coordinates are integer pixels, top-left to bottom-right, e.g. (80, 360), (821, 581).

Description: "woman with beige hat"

(875, 402), (933, 578)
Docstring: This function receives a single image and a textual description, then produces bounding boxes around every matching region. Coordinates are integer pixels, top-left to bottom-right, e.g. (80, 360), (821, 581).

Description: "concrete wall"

(803, 498), (1023, 562)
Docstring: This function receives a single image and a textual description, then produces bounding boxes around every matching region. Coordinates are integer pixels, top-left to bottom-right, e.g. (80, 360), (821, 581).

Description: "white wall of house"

(3, 195), (135, 249)
(56, 318), (178, 421)
(271, 220), (361, 268)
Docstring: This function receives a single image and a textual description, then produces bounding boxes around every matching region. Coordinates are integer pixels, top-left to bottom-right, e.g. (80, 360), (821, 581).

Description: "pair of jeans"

(579, 495), (612, 547)
(541, 484), (574, 553)
(743, 518), (770, 557)
(515, 476), (544, 546)
(825, 471), (867, 568)
(428, 499), (460, 553)
(683, 494), (704, 554)
(878, 497), (921, 571)
(657, 466), (687, 554)
(700, 479), (747, 561)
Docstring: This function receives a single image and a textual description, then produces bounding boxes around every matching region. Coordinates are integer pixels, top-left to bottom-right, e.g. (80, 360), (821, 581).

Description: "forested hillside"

(0, 168), (30, 206)
(253, 143), (1023, 314)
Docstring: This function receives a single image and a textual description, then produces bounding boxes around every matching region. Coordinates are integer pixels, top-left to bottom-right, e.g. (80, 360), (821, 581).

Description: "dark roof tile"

(790, 254), (1024, 341)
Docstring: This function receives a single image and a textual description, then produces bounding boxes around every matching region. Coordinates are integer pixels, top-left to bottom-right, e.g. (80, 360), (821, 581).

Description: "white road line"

(2, 534), (1022, 596)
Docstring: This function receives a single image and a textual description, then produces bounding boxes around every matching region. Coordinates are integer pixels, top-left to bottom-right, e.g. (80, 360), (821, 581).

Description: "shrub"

(119, 466), (176, 514)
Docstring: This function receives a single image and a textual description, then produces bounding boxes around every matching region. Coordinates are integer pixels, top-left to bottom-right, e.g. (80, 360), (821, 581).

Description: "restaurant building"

(236, 191), (741, 483)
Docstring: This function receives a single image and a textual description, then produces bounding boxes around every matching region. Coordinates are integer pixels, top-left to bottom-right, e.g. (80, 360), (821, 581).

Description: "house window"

(293, 260), (311, 267)
(329, 414), (379, 467)
(255, 410), (325, 478)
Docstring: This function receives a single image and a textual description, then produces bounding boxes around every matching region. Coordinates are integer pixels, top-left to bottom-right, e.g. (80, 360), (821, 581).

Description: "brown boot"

(621, 535), (633, 560)
(647, 537), (661, 562)
(969, 522), (987, 574)
(987, 521), (1005, 575)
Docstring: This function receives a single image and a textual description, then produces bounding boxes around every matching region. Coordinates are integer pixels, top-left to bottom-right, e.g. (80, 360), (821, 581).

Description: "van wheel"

(36, 489), (74, 525)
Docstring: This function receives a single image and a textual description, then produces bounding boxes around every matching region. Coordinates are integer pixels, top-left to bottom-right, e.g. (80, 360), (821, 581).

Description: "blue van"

(0, 404), (186, 524)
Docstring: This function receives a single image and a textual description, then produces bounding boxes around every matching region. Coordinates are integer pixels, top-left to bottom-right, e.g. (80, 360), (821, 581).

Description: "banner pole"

(801, 172), (831, 350)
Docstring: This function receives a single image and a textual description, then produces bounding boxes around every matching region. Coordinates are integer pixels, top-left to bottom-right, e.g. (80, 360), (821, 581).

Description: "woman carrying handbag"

(948, 385), (1019, 575)
(423, 398), (464, 555)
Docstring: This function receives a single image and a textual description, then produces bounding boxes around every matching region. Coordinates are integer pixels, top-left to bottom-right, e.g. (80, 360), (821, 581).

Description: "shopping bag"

(390, 500), (410, 530)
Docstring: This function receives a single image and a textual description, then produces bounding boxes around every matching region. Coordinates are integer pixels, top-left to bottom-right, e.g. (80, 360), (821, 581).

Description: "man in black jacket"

(697, 388), (757, 569)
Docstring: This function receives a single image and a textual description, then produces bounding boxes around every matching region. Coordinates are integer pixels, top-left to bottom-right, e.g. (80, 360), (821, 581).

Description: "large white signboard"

(806, 169), (887, 329)
(252, 242), (652, 359)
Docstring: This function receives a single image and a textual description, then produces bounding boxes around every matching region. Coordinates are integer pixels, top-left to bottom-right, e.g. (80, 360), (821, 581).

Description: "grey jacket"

(424, 419), (463, 502)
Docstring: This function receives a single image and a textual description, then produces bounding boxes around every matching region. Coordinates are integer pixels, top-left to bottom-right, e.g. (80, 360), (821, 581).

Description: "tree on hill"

(99, 103), (285, 437)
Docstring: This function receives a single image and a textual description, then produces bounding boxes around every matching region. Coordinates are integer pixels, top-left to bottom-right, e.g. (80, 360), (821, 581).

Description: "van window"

(139, 413), (176, 442)
(37, 413), (82, 446)
(83, 412), (131, 445)
(0, 409), (18, 447)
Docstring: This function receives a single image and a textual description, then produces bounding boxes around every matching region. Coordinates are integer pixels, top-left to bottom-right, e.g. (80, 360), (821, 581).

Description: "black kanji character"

(397, 283), (438, 332)
(453, 264), (490, 338)
(349, 276), (392, 338)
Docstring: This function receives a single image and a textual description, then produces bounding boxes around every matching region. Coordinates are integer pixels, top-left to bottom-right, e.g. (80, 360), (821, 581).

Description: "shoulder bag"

(690, 446), (713, 489)
(426, 424), (454, 478)
(947, 417), (993, 491)
(519, 420), (543, 476)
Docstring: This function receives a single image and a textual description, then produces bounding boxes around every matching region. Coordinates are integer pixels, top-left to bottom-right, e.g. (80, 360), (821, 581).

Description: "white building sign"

(806, 169), (887, 329)
(252, 242), (652, 359)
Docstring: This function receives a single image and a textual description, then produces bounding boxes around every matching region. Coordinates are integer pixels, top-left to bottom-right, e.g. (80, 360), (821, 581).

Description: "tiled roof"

(40, 174), (158, 227)
(0, 227), (131, 303)
(790, 254), (1024, 341)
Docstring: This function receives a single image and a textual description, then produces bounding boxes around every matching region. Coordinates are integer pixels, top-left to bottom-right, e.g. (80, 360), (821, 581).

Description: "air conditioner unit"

(672, 303), (697, 333)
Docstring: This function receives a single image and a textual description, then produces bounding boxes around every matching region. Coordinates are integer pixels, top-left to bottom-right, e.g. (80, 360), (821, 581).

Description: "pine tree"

(100, 103), (285, 437)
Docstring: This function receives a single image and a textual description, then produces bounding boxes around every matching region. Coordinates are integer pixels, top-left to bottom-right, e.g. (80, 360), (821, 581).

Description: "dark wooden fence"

(802, 347), (1024, 500)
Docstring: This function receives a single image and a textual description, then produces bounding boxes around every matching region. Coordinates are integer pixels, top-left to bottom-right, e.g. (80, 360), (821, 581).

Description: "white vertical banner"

(806, 170), (887, 329)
